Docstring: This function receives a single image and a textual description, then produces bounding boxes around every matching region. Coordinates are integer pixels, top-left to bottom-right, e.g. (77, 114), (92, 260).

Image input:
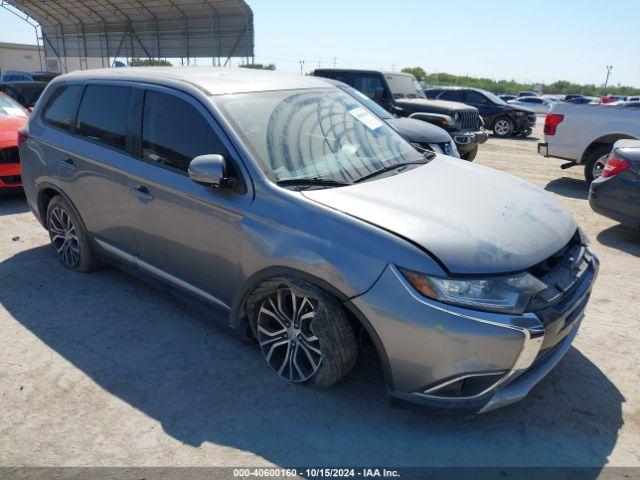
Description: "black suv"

(425, 87), (537, 138)
(313, 69), (487, 160)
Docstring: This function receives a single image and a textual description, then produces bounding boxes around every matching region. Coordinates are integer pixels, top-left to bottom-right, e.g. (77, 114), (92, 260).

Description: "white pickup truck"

(538, 102), (640, 183)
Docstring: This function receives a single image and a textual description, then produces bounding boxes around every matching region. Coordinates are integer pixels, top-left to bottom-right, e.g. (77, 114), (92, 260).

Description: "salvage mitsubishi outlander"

(19, 68), (598, 413)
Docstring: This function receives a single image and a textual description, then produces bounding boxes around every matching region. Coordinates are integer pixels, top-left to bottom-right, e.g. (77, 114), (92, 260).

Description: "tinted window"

(466, 91), (489, 105)
(43, 85), (82, 131)
(440, 90), (464, 102)
(327, 72), (354, 86)
(142, 91), (227, 172)
(354, 74), (386, 100)
(76, 85), (131, 150)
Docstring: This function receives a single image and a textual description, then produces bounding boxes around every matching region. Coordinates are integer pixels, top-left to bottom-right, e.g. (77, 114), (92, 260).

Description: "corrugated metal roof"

(4, 0), (254, 62)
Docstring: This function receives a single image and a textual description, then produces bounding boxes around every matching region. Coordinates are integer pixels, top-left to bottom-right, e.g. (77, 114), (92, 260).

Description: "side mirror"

(188, 154), (234, 188)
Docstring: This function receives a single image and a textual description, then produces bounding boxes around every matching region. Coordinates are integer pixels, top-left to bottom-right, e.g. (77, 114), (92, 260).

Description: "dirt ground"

(1, 119), (639, 469)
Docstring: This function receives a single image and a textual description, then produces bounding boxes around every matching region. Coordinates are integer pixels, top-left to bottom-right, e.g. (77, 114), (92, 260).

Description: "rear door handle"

(130, 185), (154, 203)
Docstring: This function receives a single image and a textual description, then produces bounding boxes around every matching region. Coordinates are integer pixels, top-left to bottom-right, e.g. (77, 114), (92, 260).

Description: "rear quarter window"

(42, 85), (82, 131)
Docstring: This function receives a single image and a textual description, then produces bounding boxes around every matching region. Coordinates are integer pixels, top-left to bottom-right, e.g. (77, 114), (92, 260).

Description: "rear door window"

(465, 91), (490, 106)
(76, 85), (132, 150)
(141, 90), (228, 172)
(439, 90), (465, 102)
(42, 85), (82, 131)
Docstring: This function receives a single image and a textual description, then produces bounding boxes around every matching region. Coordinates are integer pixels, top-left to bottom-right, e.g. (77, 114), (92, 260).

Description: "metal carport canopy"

(4, 0), (254, 63)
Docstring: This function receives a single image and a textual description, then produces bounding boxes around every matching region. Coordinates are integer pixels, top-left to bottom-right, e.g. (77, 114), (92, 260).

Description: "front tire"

(46, 196), (101, 272)
(492, 117), (514, 137)
(461, 145), (478, 161)
(246, 278), (358, 387)
(584, 145), (611, 185)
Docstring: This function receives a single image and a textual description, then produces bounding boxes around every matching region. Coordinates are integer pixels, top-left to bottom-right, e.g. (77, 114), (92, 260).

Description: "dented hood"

(302, 156), (576, 274)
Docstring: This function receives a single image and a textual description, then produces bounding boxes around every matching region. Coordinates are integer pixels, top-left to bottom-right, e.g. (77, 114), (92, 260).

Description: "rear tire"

(492, 117), (514, 137)
(246, 277), (358, 387)
(584, 145), (612, 185)
(46, 196), (101, 272)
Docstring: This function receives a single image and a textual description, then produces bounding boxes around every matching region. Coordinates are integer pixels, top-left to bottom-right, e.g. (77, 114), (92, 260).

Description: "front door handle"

(130, 185), (154, 203)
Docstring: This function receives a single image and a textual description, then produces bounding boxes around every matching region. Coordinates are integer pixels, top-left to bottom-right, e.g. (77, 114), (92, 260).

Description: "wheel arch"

(36, 183), (65, 228)
(229, 266), (394, 389)
(580, 134), (637, 164)
(36, 182), (88, 233)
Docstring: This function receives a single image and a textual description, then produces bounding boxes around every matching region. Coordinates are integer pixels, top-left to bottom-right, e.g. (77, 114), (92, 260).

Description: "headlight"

(447, 140), (460, 158)
(515, 111), (525, 116)
(425, 143), (444, 154)
(400, 268), (547, 314)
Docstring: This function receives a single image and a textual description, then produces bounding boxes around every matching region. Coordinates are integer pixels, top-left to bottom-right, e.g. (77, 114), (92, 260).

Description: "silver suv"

(19, 68), (598, 413)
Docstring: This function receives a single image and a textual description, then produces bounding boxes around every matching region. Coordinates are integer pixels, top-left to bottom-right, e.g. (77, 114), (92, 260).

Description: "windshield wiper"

(354, 160), (429, 184)
(276, 177), (350, 189)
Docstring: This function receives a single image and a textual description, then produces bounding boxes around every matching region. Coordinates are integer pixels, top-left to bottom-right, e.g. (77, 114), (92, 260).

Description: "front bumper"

(451, 129), (488, 153)
(0, 163), (22, 190)
(348, 253), (598, 413)
(514, 113), (536, 132)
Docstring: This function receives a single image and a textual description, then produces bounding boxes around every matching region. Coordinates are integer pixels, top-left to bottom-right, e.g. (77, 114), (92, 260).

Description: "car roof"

(315, 68), (413, 77)
(61, 67), (333, 95)
(0, 81), (47, 87)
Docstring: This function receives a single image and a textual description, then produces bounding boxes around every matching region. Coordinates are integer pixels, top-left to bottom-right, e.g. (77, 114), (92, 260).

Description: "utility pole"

(604, 65), (613, 89)
(299, 60), (305, 75)
(332, 56), (337, 68)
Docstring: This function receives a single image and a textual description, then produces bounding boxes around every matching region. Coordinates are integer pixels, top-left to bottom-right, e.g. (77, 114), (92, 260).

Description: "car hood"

(302, 156), (576, 274)
(395, 98), (476, 114)
(0, 115), (27, 146)
(386, 117), (452, 144)
(508, 104), (536, 115)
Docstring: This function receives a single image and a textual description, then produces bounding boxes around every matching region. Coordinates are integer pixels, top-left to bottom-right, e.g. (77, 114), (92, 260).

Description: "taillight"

(544, 113), (564, 135)
(17, 127), (29, 147)
(602, 155), (630, 178)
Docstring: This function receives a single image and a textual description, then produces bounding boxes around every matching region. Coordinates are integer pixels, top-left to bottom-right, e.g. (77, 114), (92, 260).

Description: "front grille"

(458, 110), (479, 130)
(0, 147), (20, 165)
(527, 114), (537, 124)
(527, 231), (590, 311)
(0, 175), (22, 185)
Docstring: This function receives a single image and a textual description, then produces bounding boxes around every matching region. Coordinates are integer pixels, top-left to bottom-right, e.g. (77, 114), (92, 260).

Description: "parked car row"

(11, 67), (599, 414)
(314, 69), (488, 160)
(0, 70), (59, 83)
(424, 87), (537, 137)
(538, 97), (640, 228)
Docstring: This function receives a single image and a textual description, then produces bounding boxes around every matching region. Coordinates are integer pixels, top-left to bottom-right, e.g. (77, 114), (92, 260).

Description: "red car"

(0, 92), (28, 191)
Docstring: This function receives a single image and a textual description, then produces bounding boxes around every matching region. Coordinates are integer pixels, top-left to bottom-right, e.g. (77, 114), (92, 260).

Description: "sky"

(1, 0), (638, 87)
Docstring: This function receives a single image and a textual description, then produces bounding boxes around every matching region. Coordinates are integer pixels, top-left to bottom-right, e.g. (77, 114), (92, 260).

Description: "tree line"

(402, 66), (640, 96)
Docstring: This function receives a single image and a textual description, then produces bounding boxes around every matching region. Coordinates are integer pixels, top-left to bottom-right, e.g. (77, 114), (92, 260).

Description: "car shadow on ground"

(0, 245), (625, 470)
(489, 134), (540, 142)
(544, 177), (588, 200)
(0, 192), (28, 216)
(597, 224), (640, 257)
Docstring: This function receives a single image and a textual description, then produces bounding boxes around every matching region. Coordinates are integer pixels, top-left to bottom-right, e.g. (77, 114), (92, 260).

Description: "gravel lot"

(1, 119), (639, 469)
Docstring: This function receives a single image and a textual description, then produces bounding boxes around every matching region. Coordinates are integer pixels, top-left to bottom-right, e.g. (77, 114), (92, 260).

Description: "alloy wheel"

(256, 286), (322, 382)
(49, 206), (80, 268)
(494, 119), (511, 136)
